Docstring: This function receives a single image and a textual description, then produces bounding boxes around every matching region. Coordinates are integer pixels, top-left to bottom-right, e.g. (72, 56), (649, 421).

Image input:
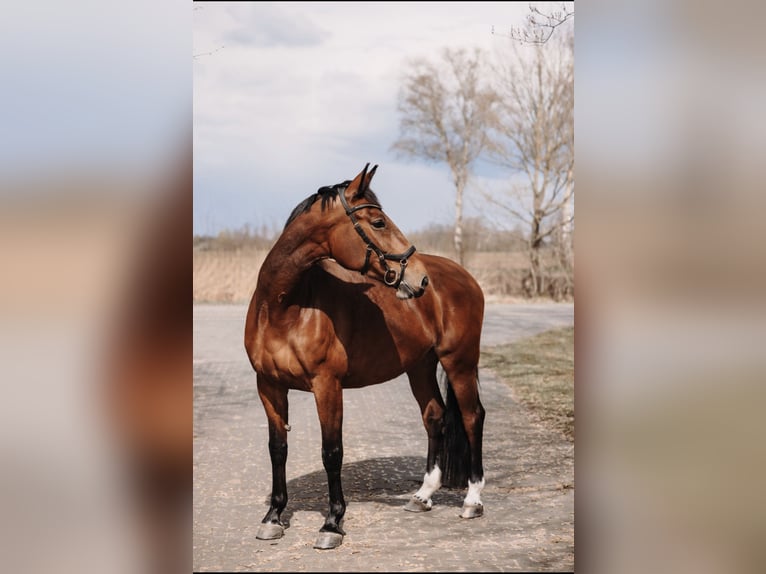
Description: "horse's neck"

(257, 227), (325, 306)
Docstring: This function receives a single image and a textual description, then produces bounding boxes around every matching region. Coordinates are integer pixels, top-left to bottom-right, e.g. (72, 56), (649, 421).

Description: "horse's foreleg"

(312, 378), (346, 549)
(405, 353), (445, 512)
(255, 376), (290, 540)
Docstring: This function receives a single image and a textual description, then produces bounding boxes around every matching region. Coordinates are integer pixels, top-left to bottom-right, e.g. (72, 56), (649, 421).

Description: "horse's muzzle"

(396, 275), (429, 300)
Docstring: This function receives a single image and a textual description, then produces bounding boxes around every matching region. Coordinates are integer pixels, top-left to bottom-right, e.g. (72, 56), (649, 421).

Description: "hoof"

(256, 522), (284, 540)
(403, 496), (432, 512)
(313, 531), (343, 550)
(460, 503), (484, 519)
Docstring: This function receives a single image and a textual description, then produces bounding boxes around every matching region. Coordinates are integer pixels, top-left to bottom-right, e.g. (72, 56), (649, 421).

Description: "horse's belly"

(341, 333), (430, 388)
(249, 299), (434, 390)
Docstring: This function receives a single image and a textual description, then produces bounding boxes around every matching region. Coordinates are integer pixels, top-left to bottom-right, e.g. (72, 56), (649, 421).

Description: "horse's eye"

(371, 219), (386, 229)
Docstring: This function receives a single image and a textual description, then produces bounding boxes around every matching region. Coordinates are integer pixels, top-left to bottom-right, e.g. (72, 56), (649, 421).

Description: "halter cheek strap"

(337, 191), (416, 288)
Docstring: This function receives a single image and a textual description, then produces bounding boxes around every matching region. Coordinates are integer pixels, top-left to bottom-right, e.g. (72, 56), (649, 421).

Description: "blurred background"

(578, 0), (766, 571)
(0, 1), (190, 573)
(2, 1), (765, 573)
(576, 1), (766, 573)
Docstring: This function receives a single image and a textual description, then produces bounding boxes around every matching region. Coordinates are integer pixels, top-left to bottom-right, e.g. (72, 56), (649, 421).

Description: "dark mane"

(283, 180), (382, 230)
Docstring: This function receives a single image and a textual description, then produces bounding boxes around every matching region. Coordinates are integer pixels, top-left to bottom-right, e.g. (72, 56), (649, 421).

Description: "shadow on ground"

(273, 456), (467, 526)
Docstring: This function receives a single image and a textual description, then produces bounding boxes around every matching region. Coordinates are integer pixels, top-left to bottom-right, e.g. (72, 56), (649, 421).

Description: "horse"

(244, 163), (486, 549)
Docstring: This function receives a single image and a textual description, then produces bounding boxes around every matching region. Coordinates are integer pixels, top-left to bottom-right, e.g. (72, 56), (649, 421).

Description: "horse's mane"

(283, 180), (381, 230)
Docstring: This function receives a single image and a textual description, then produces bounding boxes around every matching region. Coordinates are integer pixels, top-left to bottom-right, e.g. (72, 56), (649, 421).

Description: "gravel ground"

(193, 303), (574, 572)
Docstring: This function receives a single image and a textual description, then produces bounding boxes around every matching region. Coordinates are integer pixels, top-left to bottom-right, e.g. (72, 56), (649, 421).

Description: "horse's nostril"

(421, 276), (429, 288)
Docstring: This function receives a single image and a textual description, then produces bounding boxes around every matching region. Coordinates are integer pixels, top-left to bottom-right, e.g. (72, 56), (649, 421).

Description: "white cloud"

(1, 0), (190, 175)
(221, 3), (330, 48)
(194, 1), (534, 235)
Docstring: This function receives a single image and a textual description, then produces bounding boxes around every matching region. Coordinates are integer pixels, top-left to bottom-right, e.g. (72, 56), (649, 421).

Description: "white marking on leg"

(413, 465), (442, 507)
(463, 477), (485, 507)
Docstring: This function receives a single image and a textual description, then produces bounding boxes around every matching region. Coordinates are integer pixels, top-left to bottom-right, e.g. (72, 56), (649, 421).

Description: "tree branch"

(492, 3), (574, 45)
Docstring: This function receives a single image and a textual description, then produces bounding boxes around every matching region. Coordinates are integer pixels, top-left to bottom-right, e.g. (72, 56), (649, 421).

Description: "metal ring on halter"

(383, 268), (399, 286)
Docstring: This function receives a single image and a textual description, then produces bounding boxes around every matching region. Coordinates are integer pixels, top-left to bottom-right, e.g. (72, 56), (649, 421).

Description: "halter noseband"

(336, 188), (416, 288)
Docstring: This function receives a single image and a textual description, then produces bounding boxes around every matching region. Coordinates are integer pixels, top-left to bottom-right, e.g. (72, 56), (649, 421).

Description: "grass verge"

(480, 326), (574, 441)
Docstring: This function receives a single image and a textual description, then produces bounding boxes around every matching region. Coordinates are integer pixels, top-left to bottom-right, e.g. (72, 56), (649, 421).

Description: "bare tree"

(492, 2), (574, 45)
(391, 47), (500, 266)
(486, 25), (574, 298)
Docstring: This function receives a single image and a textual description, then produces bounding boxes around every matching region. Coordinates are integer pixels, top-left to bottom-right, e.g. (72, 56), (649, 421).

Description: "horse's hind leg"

(255, 375), (290, 540)
(440, 357), (486, 519)
(404, 351), (446, 512)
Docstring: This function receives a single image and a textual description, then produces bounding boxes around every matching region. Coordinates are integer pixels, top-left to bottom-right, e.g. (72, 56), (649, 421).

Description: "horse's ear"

(360, 164), (378, 197)
(345, 163), (370, 200)
(347, 163), (378, 200)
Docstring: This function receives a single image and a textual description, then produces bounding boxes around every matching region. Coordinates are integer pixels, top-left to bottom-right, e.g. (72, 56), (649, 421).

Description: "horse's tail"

(439, 370), (472, 489)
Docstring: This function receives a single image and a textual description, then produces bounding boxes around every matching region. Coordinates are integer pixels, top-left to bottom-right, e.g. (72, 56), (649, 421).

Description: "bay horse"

(244, 163), (486, 549)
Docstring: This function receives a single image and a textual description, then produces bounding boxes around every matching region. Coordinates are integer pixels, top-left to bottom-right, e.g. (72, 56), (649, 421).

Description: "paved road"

(193, 303), (574, 572)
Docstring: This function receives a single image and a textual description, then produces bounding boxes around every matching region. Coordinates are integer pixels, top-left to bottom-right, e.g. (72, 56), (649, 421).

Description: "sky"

(0, 1), (190, 181)
(193, 1), (539, 236)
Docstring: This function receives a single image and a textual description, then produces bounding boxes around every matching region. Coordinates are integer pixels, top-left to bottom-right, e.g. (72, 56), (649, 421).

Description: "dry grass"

(193, 247), (554, 303)
(193, 248), (265, 303)
(464, 251), (531, 297)
(480, 326), (575, 441)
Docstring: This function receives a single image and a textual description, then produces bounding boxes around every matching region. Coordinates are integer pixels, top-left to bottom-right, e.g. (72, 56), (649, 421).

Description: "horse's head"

(320, 163), (429, 300)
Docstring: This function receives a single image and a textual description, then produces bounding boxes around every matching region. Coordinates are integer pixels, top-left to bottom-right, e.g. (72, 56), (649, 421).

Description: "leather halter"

(337, 189), (416, 288)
